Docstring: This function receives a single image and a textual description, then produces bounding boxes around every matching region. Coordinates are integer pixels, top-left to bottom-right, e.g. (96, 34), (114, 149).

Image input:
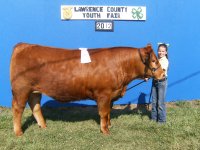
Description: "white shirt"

(159, 56), (169, 77)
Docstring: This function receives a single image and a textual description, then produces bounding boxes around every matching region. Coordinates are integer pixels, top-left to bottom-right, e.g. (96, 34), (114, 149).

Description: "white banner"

(61, 5), (146, 21)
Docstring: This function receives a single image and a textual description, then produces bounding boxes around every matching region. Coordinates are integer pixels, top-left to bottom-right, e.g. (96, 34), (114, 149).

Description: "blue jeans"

(151, 79), (167, 123)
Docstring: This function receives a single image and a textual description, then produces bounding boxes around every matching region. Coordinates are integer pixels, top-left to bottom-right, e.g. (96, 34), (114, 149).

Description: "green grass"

(0, 101), (200, 150)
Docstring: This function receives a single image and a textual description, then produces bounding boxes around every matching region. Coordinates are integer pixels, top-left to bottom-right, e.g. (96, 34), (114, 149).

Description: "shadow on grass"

(111, 103), (151, 119)
(22, 115), (36, 132)
(22, 102), (151, 133)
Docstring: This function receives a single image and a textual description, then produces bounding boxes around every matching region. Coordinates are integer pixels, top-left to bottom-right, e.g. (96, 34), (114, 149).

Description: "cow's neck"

(123, 49), (147, 84)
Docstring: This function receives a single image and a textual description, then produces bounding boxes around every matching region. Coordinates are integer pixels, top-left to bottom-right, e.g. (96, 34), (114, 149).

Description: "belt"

(153, 78), (167, 83)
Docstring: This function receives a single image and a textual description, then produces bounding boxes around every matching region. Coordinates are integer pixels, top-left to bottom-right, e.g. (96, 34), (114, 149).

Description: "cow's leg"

(12, 91), (29, 136)
(108, 101), (113, 128)
(28, 93), (46, 128)
(108, 113), (111, 128)
(97, 95), (111, 135)
(121, 86), (127, 97)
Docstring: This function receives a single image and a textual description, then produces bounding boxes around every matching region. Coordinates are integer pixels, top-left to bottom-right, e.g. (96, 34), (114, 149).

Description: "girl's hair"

(158, 43), (168, 59)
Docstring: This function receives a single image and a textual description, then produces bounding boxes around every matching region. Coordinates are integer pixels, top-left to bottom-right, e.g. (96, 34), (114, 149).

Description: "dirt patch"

(0, 106), (5, 114)
(0, 106), (5, 110)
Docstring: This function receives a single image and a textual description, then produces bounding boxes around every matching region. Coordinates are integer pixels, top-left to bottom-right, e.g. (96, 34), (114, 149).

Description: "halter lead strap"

(138, 48), (146, 64)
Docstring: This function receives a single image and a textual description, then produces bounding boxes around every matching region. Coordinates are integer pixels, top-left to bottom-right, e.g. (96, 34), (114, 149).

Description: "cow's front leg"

(107, 113), (111, 128)
(121, 86), (127, 97)
(97, 95), (111, 135)
(108, 101), (113, 128)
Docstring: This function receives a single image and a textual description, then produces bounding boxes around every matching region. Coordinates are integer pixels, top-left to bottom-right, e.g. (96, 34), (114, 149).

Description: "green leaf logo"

(132, 7), (144, 20)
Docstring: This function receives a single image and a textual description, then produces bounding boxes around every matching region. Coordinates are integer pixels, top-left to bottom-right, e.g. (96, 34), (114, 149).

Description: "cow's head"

(139, 44), (165, 80)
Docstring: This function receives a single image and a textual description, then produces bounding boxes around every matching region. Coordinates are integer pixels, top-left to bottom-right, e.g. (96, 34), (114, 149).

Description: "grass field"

(0, 100), (200, 150)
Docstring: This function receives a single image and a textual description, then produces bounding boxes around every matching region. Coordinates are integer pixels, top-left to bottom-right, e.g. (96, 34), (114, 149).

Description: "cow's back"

(10, 43), (78, 82)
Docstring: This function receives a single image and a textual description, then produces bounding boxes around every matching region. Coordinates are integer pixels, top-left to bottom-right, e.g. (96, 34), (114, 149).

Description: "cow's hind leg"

(28, 93), (46, 128)
(12, 91), (29, 136)
(97, 95), (111, 135)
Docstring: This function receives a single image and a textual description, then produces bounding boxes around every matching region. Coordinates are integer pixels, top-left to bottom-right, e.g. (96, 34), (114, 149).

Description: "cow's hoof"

(100, 129), (110, 135)
(39, 124), (47, 128)
(103, 131), (110, 135)
(15, 131), (23, 137)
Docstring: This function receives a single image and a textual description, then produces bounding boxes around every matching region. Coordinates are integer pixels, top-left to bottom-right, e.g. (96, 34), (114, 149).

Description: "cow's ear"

(145, 44), (153, 53)
(147, 43), (152, 47)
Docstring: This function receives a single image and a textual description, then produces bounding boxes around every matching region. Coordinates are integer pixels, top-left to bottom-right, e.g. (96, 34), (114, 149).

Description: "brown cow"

(10, 43), (164, 136)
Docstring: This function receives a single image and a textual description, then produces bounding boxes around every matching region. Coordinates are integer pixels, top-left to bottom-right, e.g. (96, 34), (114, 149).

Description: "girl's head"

(158, 43), (168, 59)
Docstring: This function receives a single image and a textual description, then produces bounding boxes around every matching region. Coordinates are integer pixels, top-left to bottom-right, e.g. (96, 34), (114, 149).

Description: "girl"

(151, 43), (169, 123)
